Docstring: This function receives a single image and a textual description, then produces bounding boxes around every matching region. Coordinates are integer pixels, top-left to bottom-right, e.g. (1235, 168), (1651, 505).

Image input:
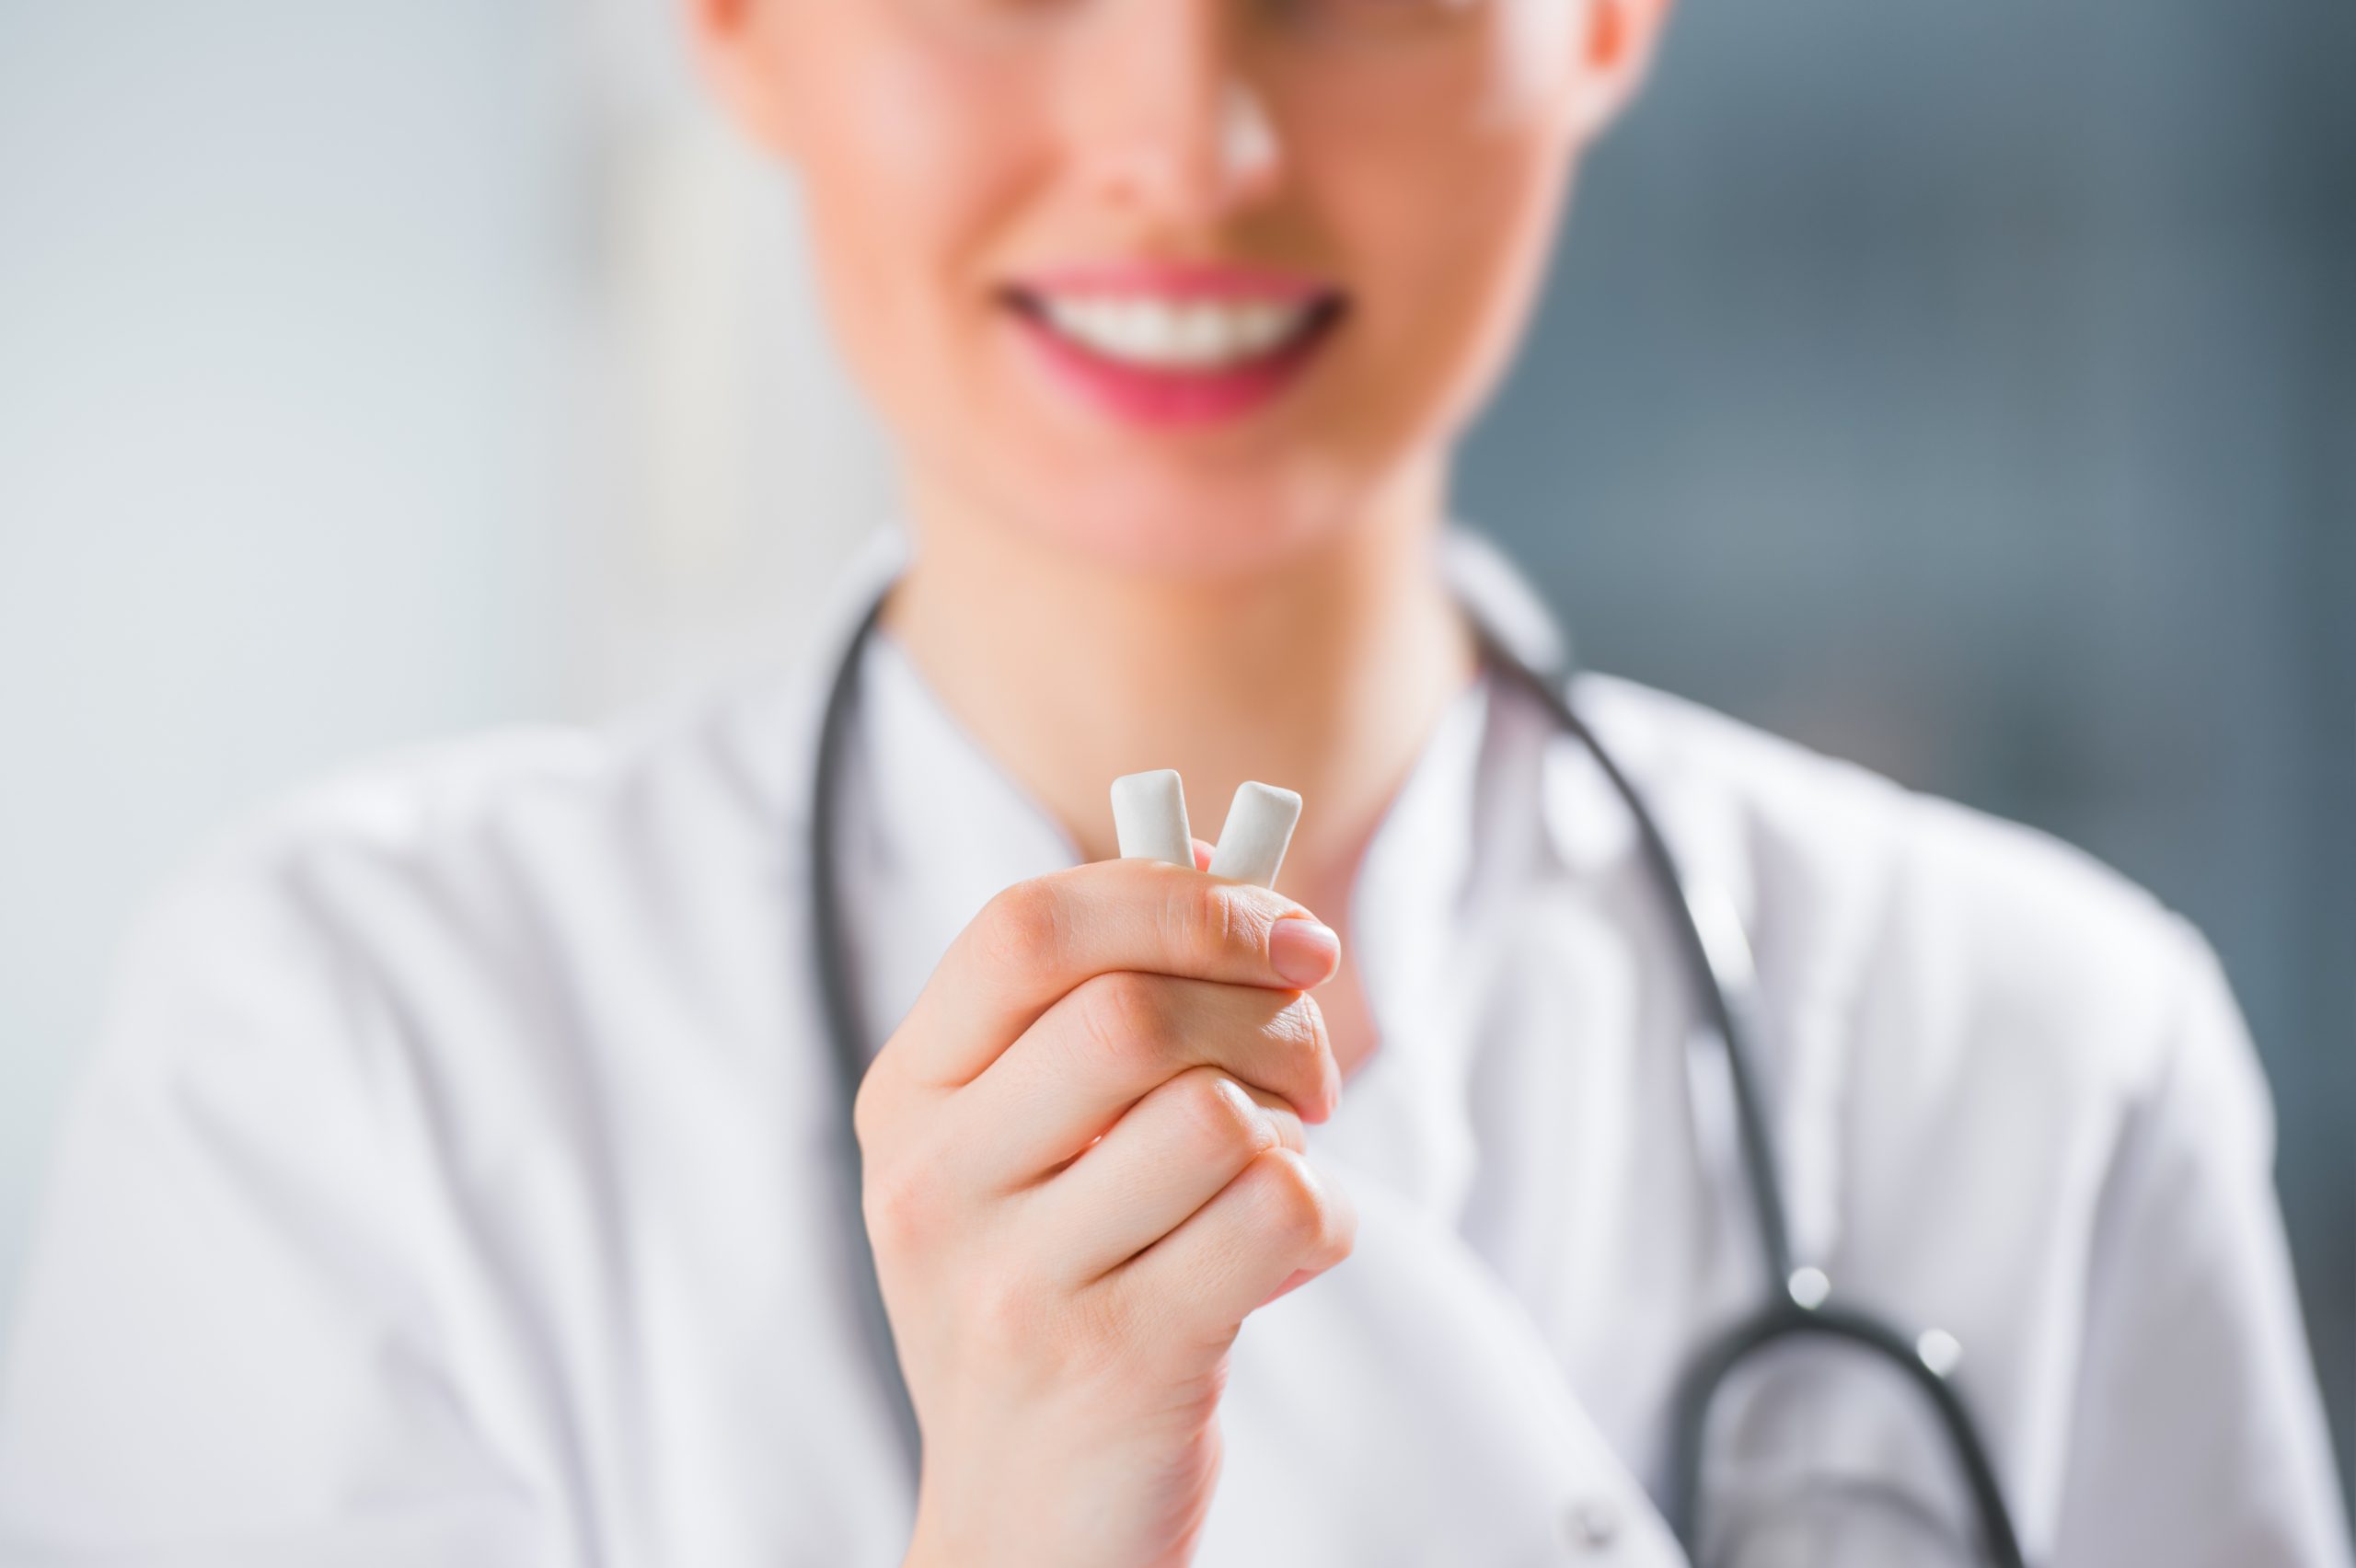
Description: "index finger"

(889, 859), (1343, 1091)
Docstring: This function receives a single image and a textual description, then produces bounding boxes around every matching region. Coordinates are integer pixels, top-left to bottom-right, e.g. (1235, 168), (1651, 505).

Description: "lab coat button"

(1560, 1493), (1622, 1553)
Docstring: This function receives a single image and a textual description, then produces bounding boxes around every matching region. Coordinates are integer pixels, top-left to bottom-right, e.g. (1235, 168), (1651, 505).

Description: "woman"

(1, 1), (2345, 1563)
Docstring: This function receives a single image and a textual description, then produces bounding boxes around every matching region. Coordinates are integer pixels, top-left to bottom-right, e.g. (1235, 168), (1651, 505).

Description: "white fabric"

(1, 533), (2346, 1567)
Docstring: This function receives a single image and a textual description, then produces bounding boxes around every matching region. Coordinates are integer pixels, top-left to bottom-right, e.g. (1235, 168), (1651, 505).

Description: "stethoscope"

(807, 581), (2030, 1566)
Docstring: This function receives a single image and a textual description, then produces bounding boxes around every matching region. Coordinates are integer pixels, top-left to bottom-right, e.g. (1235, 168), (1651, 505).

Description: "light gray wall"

(0, 0), (885, 1328)
(0, 0), (572, 1316)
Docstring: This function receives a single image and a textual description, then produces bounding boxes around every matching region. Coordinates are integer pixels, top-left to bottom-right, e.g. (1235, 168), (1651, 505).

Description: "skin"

(690, 2), (1670, 1562)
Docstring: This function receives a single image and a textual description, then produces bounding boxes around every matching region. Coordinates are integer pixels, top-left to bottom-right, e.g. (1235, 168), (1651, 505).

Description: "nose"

(1057, 0), (1286, 226)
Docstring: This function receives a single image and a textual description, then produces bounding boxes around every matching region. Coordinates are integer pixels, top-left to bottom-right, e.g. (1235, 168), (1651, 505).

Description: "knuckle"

(1172, 1067), (1279, 1162)
(1057, 1286), (1140, 1379)
(1164, 876), (1248, 966)
(969, 1268), (1043, 1347)
(1254, 1147), (1339, 1251)
(861, 1158), (941, 1254)
(1323, 1191), (1359, 1265)
(849, 1066), (891, 1152)
(977, 879), (1066, 974)
(1071, 970), (1168, 1063)
(1262, 1100), (1309, 1154)
(971, 1270), (1123, 1385)
(1270, 993), (1329, 1082)
(849, 1079), (879, 1151)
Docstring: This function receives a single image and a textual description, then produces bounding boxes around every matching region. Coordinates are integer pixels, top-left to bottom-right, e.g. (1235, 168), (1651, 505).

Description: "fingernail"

(1269, 917), (1341, 987)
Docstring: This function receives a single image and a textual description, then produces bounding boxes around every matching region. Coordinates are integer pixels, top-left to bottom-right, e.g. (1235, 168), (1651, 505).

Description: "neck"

(879, 466), (1479, 917)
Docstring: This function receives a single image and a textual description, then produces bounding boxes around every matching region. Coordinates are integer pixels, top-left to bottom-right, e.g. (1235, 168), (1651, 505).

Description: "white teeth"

(1033, 294), (1321, 370)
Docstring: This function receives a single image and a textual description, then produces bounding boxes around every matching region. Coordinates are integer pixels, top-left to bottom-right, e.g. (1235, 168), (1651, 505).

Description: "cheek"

(1316, 116), (1576, 448)
(777, 36), (1040, 430)
(1273, 20), (1585, 463)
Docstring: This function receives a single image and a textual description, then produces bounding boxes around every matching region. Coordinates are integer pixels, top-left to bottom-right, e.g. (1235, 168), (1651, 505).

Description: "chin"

(997, 454), (1379, 583)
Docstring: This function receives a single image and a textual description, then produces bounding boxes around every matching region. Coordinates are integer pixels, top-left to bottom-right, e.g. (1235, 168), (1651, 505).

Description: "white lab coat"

(0, 531), (2346, 1567)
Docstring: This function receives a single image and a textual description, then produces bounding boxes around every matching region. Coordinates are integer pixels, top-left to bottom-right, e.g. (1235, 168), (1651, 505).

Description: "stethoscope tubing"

(1663, 1301), (2027, 1566)
(808, 590), (925, 1479)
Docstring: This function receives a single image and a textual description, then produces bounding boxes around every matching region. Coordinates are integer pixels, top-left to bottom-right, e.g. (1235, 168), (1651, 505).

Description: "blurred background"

(2, 0), (2349, 1509)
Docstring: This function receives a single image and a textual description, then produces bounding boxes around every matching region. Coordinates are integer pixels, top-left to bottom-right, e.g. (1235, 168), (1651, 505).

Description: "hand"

(857, 846), (1357, 1568)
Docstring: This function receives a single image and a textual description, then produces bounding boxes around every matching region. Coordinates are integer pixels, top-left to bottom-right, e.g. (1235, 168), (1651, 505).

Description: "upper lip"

(1003, 261), (1343, 306)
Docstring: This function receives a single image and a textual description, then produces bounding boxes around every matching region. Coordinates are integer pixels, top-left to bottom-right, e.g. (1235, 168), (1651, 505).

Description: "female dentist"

(1, 1), (2347, 1564)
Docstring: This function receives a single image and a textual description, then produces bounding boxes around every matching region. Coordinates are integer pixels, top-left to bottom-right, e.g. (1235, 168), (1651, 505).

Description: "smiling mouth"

(1002, 285), (1348, 375)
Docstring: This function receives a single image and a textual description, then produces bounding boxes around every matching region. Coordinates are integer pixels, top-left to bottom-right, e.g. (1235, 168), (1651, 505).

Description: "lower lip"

(1007, 302), (1340, 429)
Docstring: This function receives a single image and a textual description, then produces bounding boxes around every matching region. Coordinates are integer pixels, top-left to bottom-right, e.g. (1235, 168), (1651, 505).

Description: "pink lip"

(1013, 261), (1336, 304)
(1002, 263), (1346, 430)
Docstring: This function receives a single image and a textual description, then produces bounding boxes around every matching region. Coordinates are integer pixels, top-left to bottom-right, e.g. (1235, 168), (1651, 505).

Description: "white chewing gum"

(1110, 769), (1195, 868)
(1207, 781), (1301, 890)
